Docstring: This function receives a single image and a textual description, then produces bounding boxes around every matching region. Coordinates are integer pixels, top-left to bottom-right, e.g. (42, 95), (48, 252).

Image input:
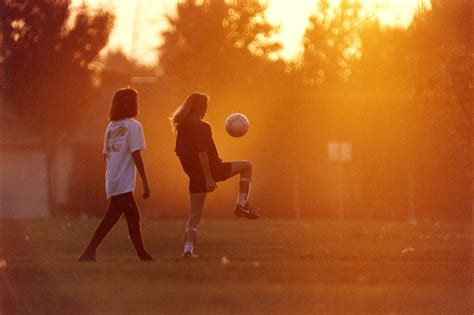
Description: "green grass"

(0, 219), (472, 314)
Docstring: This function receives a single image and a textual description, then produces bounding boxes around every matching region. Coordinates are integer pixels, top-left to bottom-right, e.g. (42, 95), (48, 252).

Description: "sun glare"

(266, 0), (432, 61)
(357, 0), (432, 28)
(73, 0), (431, 64)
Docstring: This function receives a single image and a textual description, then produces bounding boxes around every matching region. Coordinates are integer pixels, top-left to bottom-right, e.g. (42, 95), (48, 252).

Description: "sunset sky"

(71, 0), (431, 65)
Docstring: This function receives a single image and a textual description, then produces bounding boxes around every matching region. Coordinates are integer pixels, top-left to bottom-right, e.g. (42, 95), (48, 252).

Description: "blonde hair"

(170, 92), (209, 132)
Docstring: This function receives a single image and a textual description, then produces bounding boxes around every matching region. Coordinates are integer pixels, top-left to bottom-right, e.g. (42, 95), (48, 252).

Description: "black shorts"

(179, 158), (232, 194)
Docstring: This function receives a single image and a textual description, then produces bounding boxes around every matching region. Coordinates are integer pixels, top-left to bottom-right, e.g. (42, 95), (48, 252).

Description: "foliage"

(1, 0), (114, 140)
(407, 0), (472, 147)
(145, 0), (472, 219)
(100, 50), (156, 87)
(301, 0), (363, 87)
(2, 0), (469, 219)
(403, 0), (472, 216)
(158, 0), (281, 94)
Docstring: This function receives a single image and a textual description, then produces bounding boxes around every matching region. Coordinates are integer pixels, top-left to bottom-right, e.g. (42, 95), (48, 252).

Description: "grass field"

(0, 218), (472, 314)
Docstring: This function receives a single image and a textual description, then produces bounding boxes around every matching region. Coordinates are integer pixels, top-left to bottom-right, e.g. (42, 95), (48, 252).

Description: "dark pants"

(83, 192), (147, 256)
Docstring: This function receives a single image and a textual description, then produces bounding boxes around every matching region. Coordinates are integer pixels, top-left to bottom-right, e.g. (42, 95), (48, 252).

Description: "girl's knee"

(242, 161), (252, 177)
(187, 214), (201, 228)
(247, 161), (253, 172)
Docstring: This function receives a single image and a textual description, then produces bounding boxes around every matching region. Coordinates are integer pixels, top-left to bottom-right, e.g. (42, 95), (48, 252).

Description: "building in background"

(0, 85), (113, 218)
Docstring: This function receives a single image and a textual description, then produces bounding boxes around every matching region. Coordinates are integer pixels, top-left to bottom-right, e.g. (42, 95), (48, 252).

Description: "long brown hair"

(169, 92), (209, 132)
(109, 88), (139, 121)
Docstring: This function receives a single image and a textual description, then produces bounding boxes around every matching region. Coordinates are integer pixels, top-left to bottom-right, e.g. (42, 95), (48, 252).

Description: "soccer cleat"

(234, 203), (259, 219)
(78, 253), (96, 262)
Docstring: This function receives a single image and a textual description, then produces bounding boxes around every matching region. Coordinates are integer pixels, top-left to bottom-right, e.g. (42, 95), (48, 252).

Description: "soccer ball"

(225, 113), (249, 137)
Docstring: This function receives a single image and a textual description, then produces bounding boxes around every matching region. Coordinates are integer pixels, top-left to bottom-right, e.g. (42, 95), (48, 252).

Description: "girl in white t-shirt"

(79, 88), (153, 261)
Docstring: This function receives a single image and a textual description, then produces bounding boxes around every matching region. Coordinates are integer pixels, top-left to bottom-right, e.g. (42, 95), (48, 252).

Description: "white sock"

(184, 242), (194, 254)
(237, 193), (248, 206)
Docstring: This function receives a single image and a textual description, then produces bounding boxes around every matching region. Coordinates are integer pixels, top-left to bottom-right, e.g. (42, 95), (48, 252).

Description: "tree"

(297, 0), (472, 219)
(1, 0), (114, 214)
(275, 0), (365, 217)
(351, 23), (417, 219)
(158, 0), (281, 95)
(345, 0), (472, 219)
(403, 0), (472, 219)
(301, 0), (363, 87)
(100, 50), (156, 87)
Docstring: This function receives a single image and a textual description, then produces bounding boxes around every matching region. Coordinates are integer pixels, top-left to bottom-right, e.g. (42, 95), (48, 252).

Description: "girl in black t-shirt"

(170, 92), (259, 258)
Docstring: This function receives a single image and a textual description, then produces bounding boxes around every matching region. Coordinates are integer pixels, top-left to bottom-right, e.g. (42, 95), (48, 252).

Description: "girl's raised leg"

(228, 161), (259, 219)
(228, 160), (252, 205)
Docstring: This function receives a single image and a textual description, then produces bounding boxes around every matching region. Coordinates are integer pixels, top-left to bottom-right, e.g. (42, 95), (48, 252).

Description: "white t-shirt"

(103, 118), (146, 198)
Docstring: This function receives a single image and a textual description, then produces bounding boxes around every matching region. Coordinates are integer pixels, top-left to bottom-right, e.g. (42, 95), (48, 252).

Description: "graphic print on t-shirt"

(105, 124), (128, 153)
(103, 118), (145, 198)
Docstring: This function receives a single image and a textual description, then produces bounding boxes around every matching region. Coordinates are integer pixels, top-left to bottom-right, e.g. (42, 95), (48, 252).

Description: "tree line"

(2, 0), (471, 220)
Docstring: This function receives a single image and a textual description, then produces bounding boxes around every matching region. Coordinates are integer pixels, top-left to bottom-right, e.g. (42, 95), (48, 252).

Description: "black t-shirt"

(175, 121), (222, 174)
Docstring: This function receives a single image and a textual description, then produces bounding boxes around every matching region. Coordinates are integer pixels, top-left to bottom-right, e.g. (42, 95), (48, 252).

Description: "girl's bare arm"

(132, 150), (150, 199)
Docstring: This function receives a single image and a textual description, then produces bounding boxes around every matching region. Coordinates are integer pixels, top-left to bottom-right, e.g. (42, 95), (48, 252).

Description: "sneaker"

(234, 203), (259, 219)
(138, 252), (154, 261)
(78, 253), (96, 262)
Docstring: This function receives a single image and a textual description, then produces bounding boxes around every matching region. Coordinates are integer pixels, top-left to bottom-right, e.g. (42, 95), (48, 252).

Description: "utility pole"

(131, 0), (168, 64)
(328, 141), (352, 219)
